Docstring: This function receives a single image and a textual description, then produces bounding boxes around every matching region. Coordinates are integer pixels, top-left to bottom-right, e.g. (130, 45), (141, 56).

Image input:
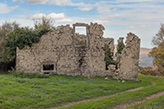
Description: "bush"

(139, 66), (153, 75)
(102, 44), (115, 69)
(117, 41), (125, 54)
(139, 69), (150, 75)
(153, 67), (164, 76)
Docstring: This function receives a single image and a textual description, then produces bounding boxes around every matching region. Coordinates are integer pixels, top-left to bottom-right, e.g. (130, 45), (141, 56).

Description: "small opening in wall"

(75, 26), (86, 35)
(43, 64), (54, 70)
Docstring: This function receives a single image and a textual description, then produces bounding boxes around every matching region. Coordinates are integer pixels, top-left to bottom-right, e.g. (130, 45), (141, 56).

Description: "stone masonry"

(17, 23), (112, 77)
(16, 23), (140, 80)
(115, 33), (140, 81)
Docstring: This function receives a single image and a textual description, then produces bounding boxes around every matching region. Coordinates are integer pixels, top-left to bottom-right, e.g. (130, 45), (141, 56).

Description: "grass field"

(129, 94), (164, 109)
(62, 75), (164, 109)
(0, 72), (164, 109)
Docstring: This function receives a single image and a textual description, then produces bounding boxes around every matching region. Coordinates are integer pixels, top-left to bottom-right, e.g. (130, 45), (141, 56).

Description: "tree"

(0, 21), (19, 41)
(33, 17), (55, 31)
(149, 41), (164, 75)
(0, 21), (20, 71)
(0, 21), (19, 52)
(117, 41), (125, 54)
(0, 27), (50, 63)
(151, 23), (164, 46)
(0, 18), (52, 71)
(149, 23), (164, 75)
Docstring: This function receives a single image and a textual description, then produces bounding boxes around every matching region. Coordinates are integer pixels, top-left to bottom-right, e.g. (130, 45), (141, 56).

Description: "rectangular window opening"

(74, 26), (88, 47)
(75, 26), (87, 35)
(43, 64), (54, 70)
(41, 63), (56, 74)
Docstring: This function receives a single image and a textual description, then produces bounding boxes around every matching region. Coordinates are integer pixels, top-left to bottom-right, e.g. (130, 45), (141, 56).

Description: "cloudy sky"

(0, 0), (164, 48)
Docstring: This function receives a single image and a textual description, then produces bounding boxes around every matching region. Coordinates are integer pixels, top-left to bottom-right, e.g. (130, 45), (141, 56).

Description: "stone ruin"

(16, 22), (140, 81)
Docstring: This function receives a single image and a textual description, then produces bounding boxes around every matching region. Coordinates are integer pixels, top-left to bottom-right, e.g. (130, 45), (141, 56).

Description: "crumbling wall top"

(73, 23), (89, 26)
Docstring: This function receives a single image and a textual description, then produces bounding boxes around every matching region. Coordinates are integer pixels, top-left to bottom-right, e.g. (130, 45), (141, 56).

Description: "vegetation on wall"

(117, 40), (125, 54)
(0, 18), (54, 71)
(102, 44), (115, 69)
(2, 27), (49, 62)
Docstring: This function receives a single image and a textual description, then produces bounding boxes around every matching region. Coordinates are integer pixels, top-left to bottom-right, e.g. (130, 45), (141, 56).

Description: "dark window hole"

(43, 64), (54, 70)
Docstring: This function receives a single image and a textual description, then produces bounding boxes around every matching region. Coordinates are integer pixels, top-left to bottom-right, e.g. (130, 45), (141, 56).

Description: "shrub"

(117, 41), (125, 54)
(153, 67), (164, 76)
(139, 69), (150, 75)
(102, 44), (115, 69)
(139, 66), (153, 75)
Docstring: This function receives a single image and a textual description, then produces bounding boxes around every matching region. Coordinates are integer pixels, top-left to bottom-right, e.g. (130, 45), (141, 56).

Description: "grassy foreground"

(129, 94), (164, 109)
(0, 72), (151, 109)
(61, 75), (164, 109)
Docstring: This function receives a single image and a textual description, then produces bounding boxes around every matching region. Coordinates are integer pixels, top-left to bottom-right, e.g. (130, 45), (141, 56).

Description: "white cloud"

(92, 20), (110, 25)
(78, 7), (93, 11)
(0, 3), (19, 14)
(31, 13), (46, 19)
(11, 5), (19, 10)
(115, 0), (156, 2)
(141, 25), (151, 28)
(55, 18), (74, 23)
(97, 6), (111, 13)
(31, 13), (65, 19)
(27, 0), (49, 4)
(100, 14), (122, 20)
(12, 0), (22, 2)
(50, 0), (68, 6)
(127, 25), (152, 29)
(113, 8), (117, 11)
(31, 12), (74, 24)
(66, 2), (87, 7)
(16, 0), (68, 5)
(127, 26), (135, 29)
(47, 13), (65, 19)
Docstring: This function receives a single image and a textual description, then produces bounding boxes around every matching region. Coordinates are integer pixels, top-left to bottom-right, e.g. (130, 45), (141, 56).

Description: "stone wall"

(16, 23), (141, 80)
(116, 33), (140, 81)
(16, 23), (112, 77)
(117, 37), (124, 43)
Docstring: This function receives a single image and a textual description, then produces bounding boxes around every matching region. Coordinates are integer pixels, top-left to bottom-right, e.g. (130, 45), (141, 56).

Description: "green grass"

(0, 73), (151, 109)
(129, 94), (164, 109)
(61, 74), (164, 109)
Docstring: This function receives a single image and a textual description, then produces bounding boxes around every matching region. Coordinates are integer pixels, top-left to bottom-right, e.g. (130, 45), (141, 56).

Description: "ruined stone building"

(16, 23), (140, 81)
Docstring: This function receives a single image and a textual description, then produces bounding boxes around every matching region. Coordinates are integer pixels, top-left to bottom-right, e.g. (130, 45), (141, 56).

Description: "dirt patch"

(53, 87), (144, 109)
(114, 90), (164, 109)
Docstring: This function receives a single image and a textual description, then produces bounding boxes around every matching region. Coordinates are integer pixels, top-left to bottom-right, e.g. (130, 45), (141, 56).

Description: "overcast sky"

(0, 0), (164, 48)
